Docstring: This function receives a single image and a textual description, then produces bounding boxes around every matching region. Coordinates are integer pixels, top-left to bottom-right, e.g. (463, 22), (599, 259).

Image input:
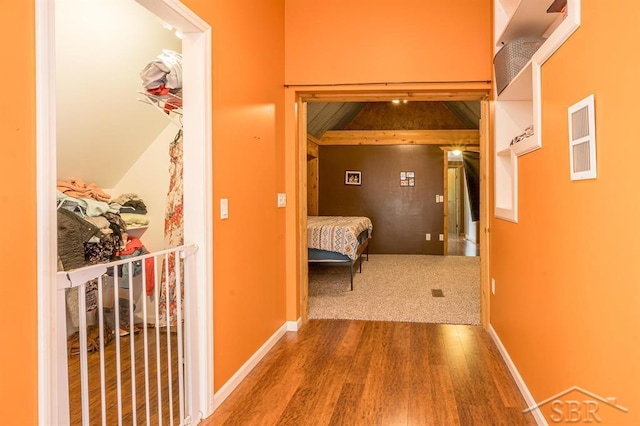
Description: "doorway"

(447, 160), (479, 257)
(289, 90), (491, 327)
(36, 0), (213, 423)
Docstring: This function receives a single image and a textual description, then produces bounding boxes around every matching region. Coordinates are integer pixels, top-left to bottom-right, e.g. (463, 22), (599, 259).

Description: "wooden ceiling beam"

(307, 134), (320, 158)
(319, 130), (479, 146)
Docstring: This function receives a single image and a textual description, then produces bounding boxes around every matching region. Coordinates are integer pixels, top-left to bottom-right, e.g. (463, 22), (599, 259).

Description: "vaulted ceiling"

(307, 101), (480, 139)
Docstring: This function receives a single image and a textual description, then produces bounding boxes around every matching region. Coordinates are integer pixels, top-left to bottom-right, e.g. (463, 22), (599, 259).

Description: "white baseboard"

(209, 322), (289, 413)
(488, 324), (547, 426)
(286, 317), (302, 331)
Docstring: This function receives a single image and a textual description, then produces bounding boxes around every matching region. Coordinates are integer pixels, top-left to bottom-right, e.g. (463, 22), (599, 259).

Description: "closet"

(55, 0), (187, 423)
(56, 0), (183, 322)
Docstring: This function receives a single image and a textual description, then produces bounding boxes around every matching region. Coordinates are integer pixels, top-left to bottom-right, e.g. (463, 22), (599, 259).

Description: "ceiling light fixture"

(160, 20), (173, 31)
(391, 99), (401, 104)
(451, 149), (462, 156)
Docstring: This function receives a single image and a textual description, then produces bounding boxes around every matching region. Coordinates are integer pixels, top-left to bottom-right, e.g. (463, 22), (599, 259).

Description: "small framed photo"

(345, 170), (362, 185)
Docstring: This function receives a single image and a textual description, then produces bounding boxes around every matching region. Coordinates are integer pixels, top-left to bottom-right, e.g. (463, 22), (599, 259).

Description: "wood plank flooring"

(67, 327), (182, 425)
(205, 320), (535, 426)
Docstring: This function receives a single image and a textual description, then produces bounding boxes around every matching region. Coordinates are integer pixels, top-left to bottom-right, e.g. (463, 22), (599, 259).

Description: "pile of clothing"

(110, 193), (150, 230)
(57, 180), (155, 343)
(139, 49), (183, 113)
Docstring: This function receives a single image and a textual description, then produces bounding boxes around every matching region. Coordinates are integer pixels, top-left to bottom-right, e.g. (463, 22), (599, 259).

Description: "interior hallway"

(448, 234), (480, 257)
(205, 320), (536, 425)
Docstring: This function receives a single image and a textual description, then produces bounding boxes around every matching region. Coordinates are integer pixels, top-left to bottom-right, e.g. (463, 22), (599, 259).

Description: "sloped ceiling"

(56, 0), (182, 188)
(307, 102), (366, 139)
(307, 101), (480, 138)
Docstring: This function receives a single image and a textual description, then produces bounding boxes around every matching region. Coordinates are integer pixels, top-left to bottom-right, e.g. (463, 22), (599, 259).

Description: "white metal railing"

(56, 244), (197, 425)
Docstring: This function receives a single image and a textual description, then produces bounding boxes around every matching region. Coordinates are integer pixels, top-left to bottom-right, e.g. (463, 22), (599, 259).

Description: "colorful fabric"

(307, 216), (373, 260)
(57, 178), (111, 202)
(158, 130), (184, 326)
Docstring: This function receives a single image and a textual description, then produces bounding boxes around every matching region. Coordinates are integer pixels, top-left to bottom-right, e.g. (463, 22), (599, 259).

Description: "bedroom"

(305, 100), (483, 324)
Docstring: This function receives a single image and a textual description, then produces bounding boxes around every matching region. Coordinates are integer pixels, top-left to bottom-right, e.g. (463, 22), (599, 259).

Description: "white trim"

(135, 1), (215, 421)
(520, 0), (582, 156)
(35, 0), (60, 423)
(210, 323), (289, 413)
(286, 317), (302, 331)
(489, 325), (548, 426)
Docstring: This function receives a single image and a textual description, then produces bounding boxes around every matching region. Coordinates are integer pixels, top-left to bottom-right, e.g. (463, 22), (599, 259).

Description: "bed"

(307, 216), (373, 290)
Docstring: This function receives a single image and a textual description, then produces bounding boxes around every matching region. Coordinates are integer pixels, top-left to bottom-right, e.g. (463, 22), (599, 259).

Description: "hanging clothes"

(158, 130), (184, 327)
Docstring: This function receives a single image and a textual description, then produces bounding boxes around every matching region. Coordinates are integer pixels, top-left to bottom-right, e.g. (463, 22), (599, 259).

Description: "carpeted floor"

(308, 254), (480, 325)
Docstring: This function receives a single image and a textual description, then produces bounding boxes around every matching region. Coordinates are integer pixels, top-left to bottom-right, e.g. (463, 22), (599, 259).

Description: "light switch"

(435, 194), (440, 203)
(439, 195), (445, 203)
(277, 193), (286, 207)
(220, 198), (229, 219)
(439, 233), (444, 241)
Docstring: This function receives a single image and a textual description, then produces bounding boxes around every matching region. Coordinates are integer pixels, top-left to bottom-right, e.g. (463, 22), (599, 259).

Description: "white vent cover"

(568, 94), (597, 180)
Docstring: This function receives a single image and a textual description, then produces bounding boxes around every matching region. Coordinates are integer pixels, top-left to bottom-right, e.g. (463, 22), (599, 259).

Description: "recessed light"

(391, 99), (401, 104)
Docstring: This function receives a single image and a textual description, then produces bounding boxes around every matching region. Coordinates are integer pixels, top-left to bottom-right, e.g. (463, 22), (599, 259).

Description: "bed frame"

(308, 229), (370, 291)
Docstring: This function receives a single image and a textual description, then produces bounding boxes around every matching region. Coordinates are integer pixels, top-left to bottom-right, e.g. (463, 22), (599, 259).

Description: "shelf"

(496, 0), (560, 46)
(497, 61), (533, 101)
(511, 134), (539, 156)
(497, 147), (512, 156)
(126, 226), (148, 239)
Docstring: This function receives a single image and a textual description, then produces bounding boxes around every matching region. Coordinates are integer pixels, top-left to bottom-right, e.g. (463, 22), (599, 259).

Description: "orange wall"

(283, 0), (493, 320)
(490, 1), (640, 423)
(183, 0), (287, 391)
(0, 1), (286, 420)
(0, 1), (38, 423)
(285, 0), (492, 85)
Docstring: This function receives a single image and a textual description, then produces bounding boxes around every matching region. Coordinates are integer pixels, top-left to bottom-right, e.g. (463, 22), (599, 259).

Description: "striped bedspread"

(307, 216), (373, 260)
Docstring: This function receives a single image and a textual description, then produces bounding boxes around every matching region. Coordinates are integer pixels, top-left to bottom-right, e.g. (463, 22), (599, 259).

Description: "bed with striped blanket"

(307, 216), (373, 290)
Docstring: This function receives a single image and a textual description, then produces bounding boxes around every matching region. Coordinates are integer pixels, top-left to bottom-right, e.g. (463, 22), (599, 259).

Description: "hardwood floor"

(67, 327), (182, 425)
(448, 234), (479, 257)
(205, 320), (536, 426)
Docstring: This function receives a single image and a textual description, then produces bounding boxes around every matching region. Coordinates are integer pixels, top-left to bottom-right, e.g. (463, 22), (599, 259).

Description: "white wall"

(464, 174), (478, 243)
(111, 122), (178, 252)
(55, 0), (181, 188)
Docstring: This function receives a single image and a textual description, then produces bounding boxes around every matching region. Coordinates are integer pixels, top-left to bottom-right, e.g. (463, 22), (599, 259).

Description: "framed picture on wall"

(345, 170), (362, 185)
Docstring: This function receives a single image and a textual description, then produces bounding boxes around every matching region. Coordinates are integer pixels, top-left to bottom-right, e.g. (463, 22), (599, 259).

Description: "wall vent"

(568, 94), (597, 180)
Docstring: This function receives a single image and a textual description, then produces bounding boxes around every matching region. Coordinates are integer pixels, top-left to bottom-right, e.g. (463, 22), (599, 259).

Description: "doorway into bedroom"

(300, 96), (488, 326)
(38, 0), (213, 424)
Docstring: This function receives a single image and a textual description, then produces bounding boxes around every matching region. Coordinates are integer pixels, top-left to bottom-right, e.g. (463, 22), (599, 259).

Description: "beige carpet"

(308, 254), (480, 325)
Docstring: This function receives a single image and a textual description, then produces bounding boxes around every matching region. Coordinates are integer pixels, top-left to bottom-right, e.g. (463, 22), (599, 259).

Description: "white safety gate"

(56, 244), (198, 425)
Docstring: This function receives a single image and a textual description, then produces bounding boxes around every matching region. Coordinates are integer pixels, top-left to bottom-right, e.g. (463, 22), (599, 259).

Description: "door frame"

(35, 0), (214, 422)
(286, 85), (491, 328)
(446, 163), (465, 237)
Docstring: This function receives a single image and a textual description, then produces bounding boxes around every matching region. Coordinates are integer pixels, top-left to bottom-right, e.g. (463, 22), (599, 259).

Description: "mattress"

(307, 216), (373, 260)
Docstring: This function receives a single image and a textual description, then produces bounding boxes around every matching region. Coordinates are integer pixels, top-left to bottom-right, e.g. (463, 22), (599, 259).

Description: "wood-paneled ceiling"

(307, 101), (480, 139)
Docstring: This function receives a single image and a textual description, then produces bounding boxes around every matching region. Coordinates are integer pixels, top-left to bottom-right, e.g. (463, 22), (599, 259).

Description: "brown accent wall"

(345, 102), (468, 130)
(318, 145), (444, 255)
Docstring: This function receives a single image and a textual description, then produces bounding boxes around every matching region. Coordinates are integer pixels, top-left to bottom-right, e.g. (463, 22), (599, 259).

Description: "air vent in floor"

(431, 289), (444, 297)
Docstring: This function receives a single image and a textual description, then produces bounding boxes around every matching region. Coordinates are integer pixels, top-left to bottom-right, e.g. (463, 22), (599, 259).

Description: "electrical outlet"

(435, 194), (439, 203)
(439, 233), (444, 241)
(426, 233), (431, 241)
(491, 278), (496, 295)
(277, 193), (286, 207)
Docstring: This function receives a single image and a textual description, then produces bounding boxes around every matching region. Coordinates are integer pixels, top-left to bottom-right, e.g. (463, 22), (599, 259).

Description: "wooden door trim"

(294, 88), (490, 330)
